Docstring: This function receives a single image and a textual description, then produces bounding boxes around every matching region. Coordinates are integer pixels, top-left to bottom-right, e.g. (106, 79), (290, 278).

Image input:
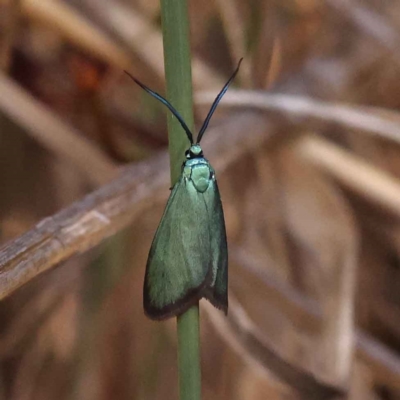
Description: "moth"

(125, 60), (241, 320)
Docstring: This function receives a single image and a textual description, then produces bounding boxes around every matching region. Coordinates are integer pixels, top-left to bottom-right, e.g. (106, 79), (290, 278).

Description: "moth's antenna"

(196, 58), (243, 144)
(124, 71), (194, 144)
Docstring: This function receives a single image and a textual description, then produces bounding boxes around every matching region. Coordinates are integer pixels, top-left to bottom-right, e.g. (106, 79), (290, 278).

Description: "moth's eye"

(185, 150), (190, 158)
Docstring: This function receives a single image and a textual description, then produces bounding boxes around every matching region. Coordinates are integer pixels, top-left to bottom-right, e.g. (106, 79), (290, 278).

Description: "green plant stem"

(161, 0), (194, 184)
(160, 1), (201, 400)
(177, 306), (201, 399)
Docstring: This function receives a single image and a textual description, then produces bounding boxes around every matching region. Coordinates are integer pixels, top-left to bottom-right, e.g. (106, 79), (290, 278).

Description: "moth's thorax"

(183, 155), (214, 193)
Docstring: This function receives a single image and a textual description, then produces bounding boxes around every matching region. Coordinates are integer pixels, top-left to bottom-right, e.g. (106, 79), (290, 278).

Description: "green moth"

(125, 60), (242, 320)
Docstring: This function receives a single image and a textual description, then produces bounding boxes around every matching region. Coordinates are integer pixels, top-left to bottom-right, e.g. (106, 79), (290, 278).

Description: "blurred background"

(1, 0), (400, 399)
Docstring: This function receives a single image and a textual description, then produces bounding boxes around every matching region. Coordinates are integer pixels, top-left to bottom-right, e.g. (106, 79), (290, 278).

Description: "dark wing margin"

(144, 176), (213, 320)
(202, 179), (228, 313)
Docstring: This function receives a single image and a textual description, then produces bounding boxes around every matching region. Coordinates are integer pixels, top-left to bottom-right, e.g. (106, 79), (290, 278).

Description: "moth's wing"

(144, 176), (213, 320)
(203, 179), (228, 313)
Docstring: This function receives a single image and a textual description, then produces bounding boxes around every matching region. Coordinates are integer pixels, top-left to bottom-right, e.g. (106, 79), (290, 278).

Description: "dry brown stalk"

(0, 113), (268, 301)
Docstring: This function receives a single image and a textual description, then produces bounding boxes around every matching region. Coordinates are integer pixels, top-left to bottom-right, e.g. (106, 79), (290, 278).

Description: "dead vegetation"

(1, 0), (400, 399)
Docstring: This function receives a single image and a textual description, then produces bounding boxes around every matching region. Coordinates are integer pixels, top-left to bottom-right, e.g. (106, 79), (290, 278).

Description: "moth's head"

(186, 144), (203, 159)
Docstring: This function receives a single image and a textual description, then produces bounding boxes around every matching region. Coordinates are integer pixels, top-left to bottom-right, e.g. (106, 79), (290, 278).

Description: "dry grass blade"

(197, 89), (400, 216)
(356, 333), (400, 392)
(205, 295), (343, 400)
(231, 247), (321, 332)
(0, 72), (117, 186)
(0, 261), (80, 358)
(263, 37), (281, 89)
(297, 136), (400, 218)
(230, 248), (400, 392)
(196, 90), (400, 145)
(276, 144), (358, 386)
(10, 335), (45, 400)
(226, 141), (357, 389)
(249, 2), (281, 89)
(0, 113), (268, 301)
(22, 0), (132, 70)
(80, 0), (224, 89)
(0, 0), (21, 71)
(214, 0), (251, 87)
(0, 286), (66, 357)
(325, 0), (400, 66)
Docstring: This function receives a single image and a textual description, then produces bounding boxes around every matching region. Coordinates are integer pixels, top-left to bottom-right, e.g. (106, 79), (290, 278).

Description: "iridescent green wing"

(144, 175), (213, 320)
(203, 178), (228, 313)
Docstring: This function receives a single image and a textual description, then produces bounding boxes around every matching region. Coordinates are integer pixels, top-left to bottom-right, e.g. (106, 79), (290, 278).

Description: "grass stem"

(160, 1), (201, 400)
